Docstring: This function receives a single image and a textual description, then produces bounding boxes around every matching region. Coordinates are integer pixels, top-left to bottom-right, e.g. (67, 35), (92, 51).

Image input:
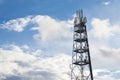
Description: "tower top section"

(74, 10), (87, 26)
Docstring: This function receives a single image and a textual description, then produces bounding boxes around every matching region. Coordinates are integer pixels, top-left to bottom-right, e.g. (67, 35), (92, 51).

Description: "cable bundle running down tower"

(71, 10), (93, 80)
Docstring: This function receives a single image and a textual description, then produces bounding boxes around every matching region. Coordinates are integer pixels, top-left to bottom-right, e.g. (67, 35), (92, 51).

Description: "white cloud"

(0, 15), (120, 79)
(102, 1), (111, 6)
(0, 44), (36, 62)
(1, 44), (120, 80)
(90, 44), (120, 70)
(0, 15), (73, 39)
(93, 69), (110, 76)
(0, 15), (73, 54)
(21, 45), (30, 50)
(0, 44), (71, 80)
(31, 15), (72, 42)
(0, 45), (36, 76)
(0, 16), (32, 32)
(30, 15), (73, 54)
(87, 18), (120, 74)
(93, 69), (120, 80)
(90, 18), (120, 39)
(30, 53), (71, 80)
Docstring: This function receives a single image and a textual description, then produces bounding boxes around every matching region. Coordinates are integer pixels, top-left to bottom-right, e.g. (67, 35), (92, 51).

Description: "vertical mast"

(71, 10), (93, 80)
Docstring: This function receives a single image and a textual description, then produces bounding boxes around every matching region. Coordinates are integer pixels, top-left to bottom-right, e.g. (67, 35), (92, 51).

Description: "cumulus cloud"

(90, 18), (120, 39)
(30, 15), (73, 53)
(89, 44), (120, 71)
(1, 44), (120, 80)
(0, 15), (73, 54)
(0, 15), (73, 40)
(0, 16), (32, 32)
(0, 44), (71, 80)
(0, 15), (120, 79)
(31, 15), (72, 41)
(0, 44), (36, 76)
(89, 18), (120, 69)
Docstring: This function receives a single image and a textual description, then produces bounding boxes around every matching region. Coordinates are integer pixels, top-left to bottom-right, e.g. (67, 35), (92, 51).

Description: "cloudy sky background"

(0, 0), (120, 80)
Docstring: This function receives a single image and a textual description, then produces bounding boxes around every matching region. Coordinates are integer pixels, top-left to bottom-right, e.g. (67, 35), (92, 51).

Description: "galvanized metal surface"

(71, 10), (93, 80)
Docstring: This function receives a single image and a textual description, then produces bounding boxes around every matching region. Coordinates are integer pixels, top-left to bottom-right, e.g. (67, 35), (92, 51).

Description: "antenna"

(71, 10), (93, 80)
(74, 9), (87, 25)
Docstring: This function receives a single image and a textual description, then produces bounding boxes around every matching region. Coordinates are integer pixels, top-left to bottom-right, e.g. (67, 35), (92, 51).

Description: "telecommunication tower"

(71, 10), (93, 80)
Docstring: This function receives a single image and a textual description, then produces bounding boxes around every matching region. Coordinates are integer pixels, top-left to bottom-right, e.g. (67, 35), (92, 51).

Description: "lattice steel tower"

(71, 10), (93, 80)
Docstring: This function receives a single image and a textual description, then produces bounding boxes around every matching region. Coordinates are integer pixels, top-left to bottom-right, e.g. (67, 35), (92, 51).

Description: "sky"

(0, 0), (120, 80)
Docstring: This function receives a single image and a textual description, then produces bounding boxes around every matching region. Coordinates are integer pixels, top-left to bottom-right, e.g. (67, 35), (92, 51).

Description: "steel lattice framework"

(71, 10), (93, 80)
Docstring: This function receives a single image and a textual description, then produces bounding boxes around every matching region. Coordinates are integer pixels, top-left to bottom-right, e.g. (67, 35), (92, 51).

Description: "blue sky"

(0, 0), (120, 80)
(0, 0), (118, 48)
(0, 0), (96, 21)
